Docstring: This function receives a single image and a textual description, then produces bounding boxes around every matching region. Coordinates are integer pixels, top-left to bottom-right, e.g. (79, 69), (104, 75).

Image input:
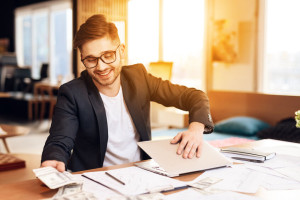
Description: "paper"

(255, 145), (300, 158)
(82, 166), (186, 196)
(244, 154), (300, 169)
(138, 140), (232, 175)
(165, 189), (260, 200)
(73, 174), (123, 200)
(196, 165), (262, 193)
(274, 166), (300, 182)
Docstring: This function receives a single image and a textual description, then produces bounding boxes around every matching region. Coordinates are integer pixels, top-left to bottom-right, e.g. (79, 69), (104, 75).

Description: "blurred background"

(0, 0), (299, 174)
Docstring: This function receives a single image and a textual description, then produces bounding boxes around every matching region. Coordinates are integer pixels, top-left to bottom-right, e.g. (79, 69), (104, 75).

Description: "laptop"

(135, 139), (232, 177)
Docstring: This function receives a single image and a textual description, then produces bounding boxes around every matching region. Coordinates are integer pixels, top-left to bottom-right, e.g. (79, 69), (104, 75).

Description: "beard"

(91, 66), (122, 87)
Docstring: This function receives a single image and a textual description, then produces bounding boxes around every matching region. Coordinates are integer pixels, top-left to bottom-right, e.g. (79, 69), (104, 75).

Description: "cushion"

(257, 118), (300, 143)
(214, 116), (270, 136)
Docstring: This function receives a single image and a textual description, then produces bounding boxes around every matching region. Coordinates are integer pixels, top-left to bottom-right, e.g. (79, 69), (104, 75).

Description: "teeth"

(100, 70), (110, 76)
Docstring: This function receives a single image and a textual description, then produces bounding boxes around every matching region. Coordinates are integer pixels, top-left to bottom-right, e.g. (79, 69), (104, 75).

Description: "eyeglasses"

(81, 44), (120, 69)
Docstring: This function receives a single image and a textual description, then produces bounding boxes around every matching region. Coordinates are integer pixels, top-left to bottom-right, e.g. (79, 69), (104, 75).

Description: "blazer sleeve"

(140, 64), (214, 133)
(41, 84), (79, 164)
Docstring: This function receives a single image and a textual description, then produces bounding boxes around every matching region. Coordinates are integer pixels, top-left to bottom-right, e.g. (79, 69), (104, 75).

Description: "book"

(0, 154), (26, 171)
(220, 147), (276, 162)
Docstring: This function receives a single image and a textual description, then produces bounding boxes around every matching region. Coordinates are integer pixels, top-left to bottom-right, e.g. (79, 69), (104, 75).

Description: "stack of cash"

(33, 167), (97, 200)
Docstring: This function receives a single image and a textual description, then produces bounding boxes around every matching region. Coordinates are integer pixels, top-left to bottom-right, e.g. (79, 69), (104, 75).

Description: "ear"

(119, 44), (126, 59)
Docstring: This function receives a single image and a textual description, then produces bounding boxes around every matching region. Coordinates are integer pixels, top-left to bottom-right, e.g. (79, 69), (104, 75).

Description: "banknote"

(107, 193), (166, 200)
(33, 167), (79, 189)
(53, 191), (97, 200)
(53, 183), (83, 198)
(189, 177), (222, 190)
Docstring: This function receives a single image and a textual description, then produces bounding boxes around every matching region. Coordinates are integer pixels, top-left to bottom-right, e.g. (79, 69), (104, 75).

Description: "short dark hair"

(73, 14), (120, 50)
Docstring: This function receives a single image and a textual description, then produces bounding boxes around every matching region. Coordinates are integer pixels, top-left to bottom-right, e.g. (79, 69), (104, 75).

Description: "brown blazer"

(41, 64), (214, 172)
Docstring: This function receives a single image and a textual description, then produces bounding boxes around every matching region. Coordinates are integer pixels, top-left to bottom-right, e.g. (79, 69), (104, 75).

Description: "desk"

(0, 124), (30, 153)
(0, 153), (41, 185)
(0, 139), (299, 200)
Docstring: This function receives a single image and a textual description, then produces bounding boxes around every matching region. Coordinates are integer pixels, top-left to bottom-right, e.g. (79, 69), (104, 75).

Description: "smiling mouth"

(96, 69), (112, 77)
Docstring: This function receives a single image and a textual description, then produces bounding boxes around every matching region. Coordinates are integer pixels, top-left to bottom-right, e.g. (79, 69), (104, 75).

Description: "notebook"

(220, 147), (276, 161)
(136, 140), (232, 177)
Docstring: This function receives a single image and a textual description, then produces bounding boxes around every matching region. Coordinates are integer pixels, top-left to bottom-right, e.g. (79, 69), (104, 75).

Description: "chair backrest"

(13, 68), (31, 92)
(148, 62), (173, 81)
(40, 63), (48, 80)
(14, 68), (31, 79)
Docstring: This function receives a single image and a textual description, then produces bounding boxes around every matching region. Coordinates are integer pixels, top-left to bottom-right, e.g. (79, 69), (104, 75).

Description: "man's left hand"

(170, 122), (205, 158)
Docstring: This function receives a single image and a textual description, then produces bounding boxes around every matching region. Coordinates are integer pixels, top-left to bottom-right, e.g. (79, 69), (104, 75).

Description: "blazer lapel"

(83, 71), (108, 164)
(121, 73), (149, 141)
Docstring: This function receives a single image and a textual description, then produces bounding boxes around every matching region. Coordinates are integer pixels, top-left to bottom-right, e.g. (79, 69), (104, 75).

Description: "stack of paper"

(220, 147), (276, 162)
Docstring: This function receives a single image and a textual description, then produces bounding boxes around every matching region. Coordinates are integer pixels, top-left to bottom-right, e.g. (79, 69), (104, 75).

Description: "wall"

(211, 0), (257, 92)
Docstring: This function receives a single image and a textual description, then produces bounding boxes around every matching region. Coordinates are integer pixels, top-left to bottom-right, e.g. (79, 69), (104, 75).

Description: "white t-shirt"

(100, 87), (141, 167)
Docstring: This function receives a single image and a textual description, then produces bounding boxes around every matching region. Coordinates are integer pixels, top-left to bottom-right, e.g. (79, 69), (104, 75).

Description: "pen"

(231, 157), (264, 163)
(105, 172), (126, 185)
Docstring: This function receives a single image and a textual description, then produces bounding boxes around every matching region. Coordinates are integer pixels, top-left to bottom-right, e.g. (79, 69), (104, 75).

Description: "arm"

(41, 84), (79, 171)
(141, 65), (213, 157)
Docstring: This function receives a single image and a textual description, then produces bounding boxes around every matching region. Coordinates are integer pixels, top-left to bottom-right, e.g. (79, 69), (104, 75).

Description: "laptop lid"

(137, 139), (232, 176)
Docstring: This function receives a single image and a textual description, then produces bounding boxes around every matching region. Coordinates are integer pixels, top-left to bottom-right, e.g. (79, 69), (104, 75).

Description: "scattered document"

(72, 174), (123, 200)
(196, 165), (263, 193)
(82, 166), (187, 196)
(255, 145), (300, 158)
(245, 154), (300, 169)
(165, 188), (260, 200)
(274, 166), (300, 182)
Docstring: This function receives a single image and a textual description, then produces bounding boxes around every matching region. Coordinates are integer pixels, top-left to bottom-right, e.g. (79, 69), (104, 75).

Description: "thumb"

(56, 162), (66, 172)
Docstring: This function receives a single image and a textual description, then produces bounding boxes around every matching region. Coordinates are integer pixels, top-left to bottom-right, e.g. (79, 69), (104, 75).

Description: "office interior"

(0, 0), (300, 184)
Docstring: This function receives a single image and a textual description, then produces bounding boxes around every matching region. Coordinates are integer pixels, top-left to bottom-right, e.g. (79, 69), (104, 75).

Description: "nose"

(95, 58), (108, 70)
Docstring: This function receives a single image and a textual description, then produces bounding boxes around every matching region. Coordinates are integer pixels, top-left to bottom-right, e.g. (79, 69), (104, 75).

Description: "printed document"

(82, 166), (187, 196)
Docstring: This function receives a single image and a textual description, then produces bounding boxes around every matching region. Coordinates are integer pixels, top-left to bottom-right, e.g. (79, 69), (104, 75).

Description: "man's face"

(80, 37), (125, 90)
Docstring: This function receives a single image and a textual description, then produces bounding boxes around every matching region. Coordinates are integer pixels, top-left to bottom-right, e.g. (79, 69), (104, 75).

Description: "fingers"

(177, 137), (188, 156)
(175, 132), (203, 159)
(196, 142), (203, 158)
(41, 160), (65, 172)
(170, 132), (183, 144)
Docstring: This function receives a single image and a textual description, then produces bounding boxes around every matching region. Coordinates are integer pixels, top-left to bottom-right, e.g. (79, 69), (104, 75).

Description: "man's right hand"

(41, 160), (65, 172)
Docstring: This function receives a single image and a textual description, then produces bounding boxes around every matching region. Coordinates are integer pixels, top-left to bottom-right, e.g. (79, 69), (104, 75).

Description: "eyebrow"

(82, 50), (115, 60)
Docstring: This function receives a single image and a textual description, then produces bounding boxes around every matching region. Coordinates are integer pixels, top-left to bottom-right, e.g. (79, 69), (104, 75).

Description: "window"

(260, 0), (300, 95)
(128, 0), (206, 89)
(15, 0), (72, 83)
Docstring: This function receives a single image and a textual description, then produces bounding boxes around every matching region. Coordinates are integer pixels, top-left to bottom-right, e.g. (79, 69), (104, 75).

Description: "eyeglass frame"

(81, 44), (121, 69)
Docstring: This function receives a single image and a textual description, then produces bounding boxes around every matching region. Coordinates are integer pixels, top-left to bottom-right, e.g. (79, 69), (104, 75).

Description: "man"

(41, 14), (213, 172)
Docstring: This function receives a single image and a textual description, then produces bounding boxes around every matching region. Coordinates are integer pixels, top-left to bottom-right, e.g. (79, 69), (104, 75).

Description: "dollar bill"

(107, 193), (166, 200)
(53, 183), (83, 198)
(189, 177), (222, 190)
(53, 191), (97, 200)
(33, 167), (80, 189)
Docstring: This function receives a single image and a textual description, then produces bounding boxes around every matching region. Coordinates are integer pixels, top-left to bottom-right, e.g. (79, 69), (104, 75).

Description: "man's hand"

(41, 160), (65, 172)
(170, 122), (205, 159)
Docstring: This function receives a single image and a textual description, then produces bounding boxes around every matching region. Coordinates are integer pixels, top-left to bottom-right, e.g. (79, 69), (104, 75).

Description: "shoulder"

(122, 63), (147, 76)
(58, 70), (91, 94)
